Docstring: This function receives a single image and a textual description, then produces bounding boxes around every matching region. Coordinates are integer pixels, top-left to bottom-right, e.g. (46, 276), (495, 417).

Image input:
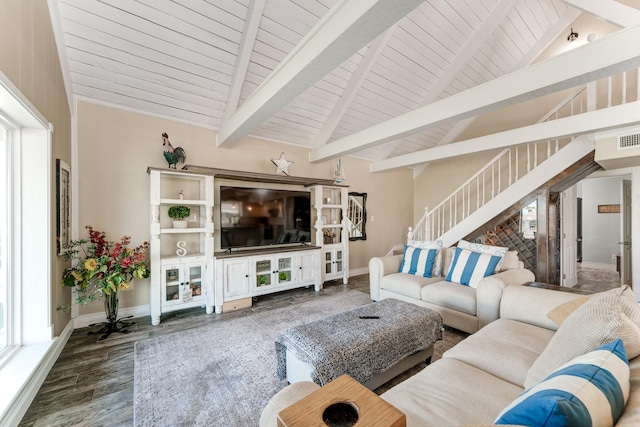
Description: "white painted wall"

(632, 168), (640, 301)
(580, 177), (623, 266)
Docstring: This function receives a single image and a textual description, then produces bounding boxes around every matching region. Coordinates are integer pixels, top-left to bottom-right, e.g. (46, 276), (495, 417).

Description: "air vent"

(618, 133), (640, 149)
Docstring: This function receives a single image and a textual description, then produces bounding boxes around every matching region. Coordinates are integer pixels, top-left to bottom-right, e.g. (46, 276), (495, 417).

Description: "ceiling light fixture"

(567, 28), (578, 42)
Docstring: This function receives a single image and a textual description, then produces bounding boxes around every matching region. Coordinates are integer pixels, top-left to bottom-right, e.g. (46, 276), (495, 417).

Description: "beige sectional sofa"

(261, 284), (640, 426)
(369, 246), (535, 333)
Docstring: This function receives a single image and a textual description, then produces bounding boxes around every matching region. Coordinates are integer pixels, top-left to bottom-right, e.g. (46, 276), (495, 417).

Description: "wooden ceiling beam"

(216, 0), (425, 148)
(562, 0), (640, 28)
(312, 26), (395, 149)
(416, 7), (581, 168)
(371, 100), (640, 172)
(221, 0), (266, 128)
(310, 25), (640, 163)
(378, 0), (518, 161)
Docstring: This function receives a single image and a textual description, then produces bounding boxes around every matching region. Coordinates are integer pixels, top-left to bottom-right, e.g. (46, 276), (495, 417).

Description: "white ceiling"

(49, 0), (639, 166)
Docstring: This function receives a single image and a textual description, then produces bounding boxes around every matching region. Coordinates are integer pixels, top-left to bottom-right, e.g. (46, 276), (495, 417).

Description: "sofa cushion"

(421, 281), (477, 315)
(457, 239), (508, 271)
(446, 247), (502, 288)
(380, 273), (442, 300)
(525, 285), (640, 389)
(407, 239), (443, 276)
(444, 319), (555, 387)
(497, 251), (520, 272)
(399, 245), (439, 278)
(496, 339), (630, 427)
(381, 358), (523, 427)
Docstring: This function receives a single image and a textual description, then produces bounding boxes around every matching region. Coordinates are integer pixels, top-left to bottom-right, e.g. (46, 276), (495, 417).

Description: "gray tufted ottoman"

(275, 298), (443, 390)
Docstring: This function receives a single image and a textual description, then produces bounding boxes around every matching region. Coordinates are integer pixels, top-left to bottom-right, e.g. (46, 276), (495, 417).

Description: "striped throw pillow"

(456, 239), (508, 272)
(445, 247), (502, 288)
(407, 239), (443, 276)
(399, 245), (438, 278)
(496, 339), (630, 427)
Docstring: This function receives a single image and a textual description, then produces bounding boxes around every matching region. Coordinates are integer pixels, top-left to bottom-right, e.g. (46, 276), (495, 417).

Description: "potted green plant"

(257, 275), (267, 286)
(168, 205), (191, 229)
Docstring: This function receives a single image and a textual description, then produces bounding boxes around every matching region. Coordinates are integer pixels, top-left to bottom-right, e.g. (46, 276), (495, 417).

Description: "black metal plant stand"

(88, 291), (135, 341)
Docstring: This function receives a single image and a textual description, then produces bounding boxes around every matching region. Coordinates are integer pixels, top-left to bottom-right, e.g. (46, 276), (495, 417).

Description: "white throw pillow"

(496, 251), (520, 272)
(525, 285), (640, 389)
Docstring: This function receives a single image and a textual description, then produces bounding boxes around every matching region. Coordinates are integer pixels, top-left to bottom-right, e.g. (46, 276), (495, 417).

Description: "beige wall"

(76, 101), (413, 315)
(0, 0), (72, 336)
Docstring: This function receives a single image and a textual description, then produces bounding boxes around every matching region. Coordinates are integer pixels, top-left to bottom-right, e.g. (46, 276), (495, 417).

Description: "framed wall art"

(56, 159), (71, 255)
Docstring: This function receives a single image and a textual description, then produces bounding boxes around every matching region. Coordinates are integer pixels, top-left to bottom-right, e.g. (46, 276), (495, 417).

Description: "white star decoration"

(271, 152), (294, 176)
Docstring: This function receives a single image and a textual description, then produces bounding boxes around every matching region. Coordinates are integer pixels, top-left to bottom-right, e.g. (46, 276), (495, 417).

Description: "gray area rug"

(133, 290), (374, 426)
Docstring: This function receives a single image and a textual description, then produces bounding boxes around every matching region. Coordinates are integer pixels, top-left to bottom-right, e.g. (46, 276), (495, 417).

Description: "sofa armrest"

(368, 255), (402, 301)
(259, 381), (320, 427)
(476, 268), (535, 328)
(500, 284), (586, 330)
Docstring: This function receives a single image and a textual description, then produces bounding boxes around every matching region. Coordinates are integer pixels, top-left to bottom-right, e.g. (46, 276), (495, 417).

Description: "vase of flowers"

(61, 226), (150, 340)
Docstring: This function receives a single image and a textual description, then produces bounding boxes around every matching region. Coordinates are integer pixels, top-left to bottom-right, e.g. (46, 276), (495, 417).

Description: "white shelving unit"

(311, 184), (349, 284)
(148, 168), (215, 325)
(148, 165), (344, 318)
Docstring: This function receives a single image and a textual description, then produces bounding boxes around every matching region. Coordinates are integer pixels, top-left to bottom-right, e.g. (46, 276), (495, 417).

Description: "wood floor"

(18, 269), (618, 426)
(18, 277), (372, 427)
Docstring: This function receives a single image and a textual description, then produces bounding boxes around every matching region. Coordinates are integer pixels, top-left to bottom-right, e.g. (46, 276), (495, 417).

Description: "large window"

(0, 74), (54, 423)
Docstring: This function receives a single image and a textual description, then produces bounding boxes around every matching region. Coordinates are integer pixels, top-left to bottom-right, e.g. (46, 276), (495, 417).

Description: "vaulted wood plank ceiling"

(50, 0), (640, 167)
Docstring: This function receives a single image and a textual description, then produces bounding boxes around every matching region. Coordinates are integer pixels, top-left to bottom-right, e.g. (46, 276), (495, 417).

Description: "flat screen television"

(220, 186), (312, 249)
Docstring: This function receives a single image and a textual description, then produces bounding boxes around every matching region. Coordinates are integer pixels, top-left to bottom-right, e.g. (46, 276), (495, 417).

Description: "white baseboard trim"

(0, 320), (73, 427)
(580, 262), (616, 272)
(73, 304), (151, 329)
(350, 267), (369, 277)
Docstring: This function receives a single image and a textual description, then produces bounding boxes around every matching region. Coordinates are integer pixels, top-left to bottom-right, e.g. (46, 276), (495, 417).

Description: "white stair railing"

(410, 69), (639, 243)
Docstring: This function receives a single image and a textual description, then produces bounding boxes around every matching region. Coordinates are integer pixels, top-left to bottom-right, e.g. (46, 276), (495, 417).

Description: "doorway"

(560, 174), (631, 291)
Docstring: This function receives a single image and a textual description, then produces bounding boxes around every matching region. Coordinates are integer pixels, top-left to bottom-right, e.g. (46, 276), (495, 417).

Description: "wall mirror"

(348, 192), (367, 241)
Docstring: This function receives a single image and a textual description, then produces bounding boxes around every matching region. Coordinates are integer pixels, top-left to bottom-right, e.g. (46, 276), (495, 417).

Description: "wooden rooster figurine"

(162, 132), (186, 169)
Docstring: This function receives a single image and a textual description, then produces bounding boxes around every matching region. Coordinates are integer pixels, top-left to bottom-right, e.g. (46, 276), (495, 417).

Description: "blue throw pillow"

(495, 339), (630, 427)
(399, 245), (437, 278)
(445, 247), (502, 287)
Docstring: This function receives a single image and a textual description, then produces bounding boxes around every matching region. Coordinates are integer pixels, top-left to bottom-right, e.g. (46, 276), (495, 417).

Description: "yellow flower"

(117, 282), (130, 291)
(72, 271), (83, 281)
(85, 258), (98, 271)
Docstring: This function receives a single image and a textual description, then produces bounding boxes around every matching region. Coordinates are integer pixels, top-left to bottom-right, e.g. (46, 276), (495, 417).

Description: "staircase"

(409, 69), (640, 248)
(414, 135), (595, 247)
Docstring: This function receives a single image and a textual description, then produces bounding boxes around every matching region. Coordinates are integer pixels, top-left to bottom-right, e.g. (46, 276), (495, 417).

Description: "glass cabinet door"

(324, 251), (333, 275)
(255, 258), (273, 288)
(187, 264), (203, 298)
(164, 266), (181, 302)
(335, 250), (343, 274)
(276, 256), (293, 286)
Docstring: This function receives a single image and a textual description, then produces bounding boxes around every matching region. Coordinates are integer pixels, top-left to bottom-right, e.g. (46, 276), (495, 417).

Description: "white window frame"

(0, 116), (16, 364)
(0, 71), (55, 424)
